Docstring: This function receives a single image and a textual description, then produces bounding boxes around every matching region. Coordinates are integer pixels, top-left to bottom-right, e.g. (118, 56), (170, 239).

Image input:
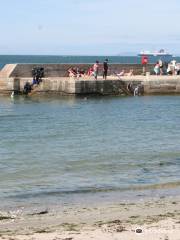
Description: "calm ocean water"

(0, 95), (180, 208)
(0, 56), (180, 209)
(0, 54), (179, 70)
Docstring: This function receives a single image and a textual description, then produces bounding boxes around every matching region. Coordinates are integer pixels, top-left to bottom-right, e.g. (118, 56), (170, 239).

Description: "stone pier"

(0, 63), (180, 95)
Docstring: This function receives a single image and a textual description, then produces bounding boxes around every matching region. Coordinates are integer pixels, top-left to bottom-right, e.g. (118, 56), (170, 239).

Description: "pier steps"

(28, 81), (44, 96)
(0, 64), (17, 78)
(0, 64), (17, 94)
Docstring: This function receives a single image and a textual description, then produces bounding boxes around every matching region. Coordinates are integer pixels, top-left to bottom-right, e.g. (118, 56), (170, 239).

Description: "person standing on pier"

(141, 55), (148, 75)
(93, 60), (99, 80)
(103, 58), (108, 80)
(158, 59), (163, 75)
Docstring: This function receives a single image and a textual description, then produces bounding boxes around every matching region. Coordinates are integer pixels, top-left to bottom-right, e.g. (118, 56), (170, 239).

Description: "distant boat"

(138, 49), (173, 57)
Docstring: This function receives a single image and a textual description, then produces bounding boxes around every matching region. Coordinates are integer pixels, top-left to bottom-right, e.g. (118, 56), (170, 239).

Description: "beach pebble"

(136, 228), (142, 233)
(116, 226), (125, 232)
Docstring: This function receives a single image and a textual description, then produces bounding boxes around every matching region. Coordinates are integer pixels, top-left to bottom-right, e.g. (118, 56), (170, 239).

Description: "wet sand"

(0, 195), (180, 240)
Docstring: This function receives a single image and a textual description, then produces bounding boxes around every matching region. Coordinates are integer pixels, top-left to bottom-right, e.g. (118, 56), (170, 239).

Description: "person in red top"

(141, 55), (148, 75)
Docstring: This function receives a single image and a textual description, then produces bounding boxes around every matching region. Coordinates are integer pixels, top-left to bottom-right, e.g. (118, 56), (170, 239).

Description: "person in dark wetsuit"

(23, 82), (32, 95)
(103, 59), (108, 80)
(127, 82), (134, 94)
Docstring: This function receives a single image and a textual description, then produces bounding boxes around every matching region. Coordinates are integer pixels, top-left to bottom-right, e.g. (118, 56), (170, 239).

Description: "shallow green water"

(0, 95), (180, 208)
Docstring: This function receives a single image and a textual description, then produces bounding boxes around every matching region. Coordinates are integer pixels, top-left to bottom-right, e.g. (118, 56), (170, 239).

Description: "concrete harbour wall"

(7, 63), (154, 78)
(1, 63), (180, 95)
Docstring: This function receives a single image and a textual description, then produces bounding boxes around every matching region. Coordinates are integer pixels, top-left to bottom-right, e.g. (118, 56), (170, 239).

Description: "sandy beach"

(0, 195), (180, 240)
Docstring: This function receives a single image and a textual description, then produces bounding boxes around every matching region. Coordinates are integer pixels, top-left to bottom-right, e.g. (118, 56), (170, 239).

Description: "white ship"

(138, 49), (173, 57)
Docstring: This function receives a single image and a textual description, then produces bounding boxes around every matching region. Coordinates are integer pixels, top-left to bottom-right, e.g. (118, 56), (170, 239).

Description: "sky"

(0, 0), (180, 55)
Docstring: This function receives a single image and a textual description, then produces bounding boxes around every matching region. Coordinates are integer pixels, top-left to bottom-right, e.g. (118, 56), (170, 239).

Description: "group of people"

(32, 67), (44, 85)
(68, 59), (109, 80)
(68, 57), (180, 79)
(68, 68), (85, 78)
(23, 67), (45, 95)
(86, 59), (109, 80)
(154, 59), (180, 75)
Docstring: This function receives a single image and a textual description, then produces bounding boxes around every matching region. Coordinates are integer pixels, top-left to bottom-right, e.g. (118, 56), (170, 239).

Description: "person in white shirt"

(93, 61), (99, 80)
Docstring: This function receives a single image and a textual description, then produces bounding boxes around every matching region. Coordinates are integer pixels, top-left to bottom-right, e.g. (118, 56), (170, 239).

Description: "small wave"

(7, 181), (180, 199)
(129, 181), (180, 191)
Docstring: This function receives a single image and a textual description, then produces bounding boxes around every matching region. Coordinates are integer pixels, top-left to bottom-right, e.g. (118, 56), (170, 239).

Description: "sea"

(0, 55), (180, 210)
(1, 54), (180, 70)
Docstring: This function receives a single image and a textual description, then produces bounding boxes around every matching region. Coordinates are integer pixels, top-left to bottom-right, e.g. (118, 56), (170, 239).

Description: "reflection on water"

(0, 95), (180, 207)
